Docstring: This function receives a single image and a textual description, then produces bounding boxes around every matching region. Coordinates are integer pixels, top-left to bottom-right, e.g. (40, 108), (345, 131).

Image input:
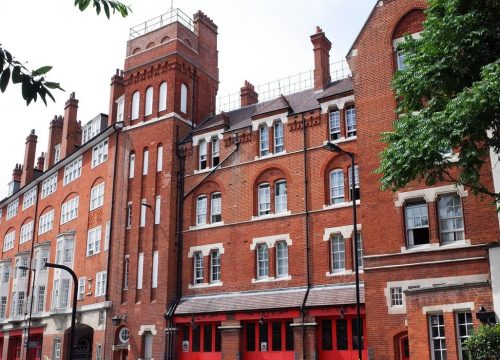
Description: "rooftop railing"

(216, 59), (351, 113)
(129, 8), (196, 39)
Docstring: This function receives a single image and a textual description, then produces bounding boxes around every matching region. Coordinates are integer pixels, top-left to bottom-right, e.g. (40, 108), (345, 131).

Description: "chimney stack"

(61, 92), (80, 159)
(108, 69), (124, 126)
(12, 164), (22, 183)
(240, 81), (258, 107)
(21, 129), (38, 187)
(37, 153), (46, 171)
(46, 115), (63, 169)
(310, 26), (332, 91)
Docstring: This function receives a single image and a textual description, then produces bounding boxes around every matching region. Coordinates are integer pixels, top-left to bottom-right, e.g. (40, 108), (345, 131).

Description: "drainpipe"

(300, 113), (312, 360)
(105, 122), (123, 300)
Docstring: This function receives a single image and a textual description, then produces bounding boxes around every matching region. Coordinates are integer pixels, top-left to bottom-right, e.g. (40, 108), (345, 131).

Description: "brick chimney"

(108, 69), (124, 125)
(310, 26), (332, 91)
(46, 115), (63, 169)
(37, 153), (46, 171)
(12, 164), (22, 183)
(21, 129), (38, 187)
(61, 92), (80, 158)
(240, 81), (258, 107)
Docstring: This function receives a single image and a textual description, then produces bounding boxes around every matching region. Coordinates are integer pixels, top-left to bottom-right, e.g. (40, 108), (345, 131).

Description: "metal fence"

(216, 59), (351, 113)
(130, 8), (196, 39)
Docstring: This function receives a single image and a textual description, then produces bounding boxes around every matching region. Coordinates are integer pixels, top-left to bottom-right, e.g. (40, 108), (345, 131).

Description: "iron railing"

(216, 59), (351, 113)
(129, 8), (196, 39)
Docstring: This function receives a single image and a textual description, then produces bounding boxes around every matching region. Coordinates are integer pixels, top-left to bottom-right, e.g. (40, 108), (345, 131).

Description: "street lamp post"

(323, 141), (363, 360)
(44, 262), (78, 360)
(18, 266), (36, 359)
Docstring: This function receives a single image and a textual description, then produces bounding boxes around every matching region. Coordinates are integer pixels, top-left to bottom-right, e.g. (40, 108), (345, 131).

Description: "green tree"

(378, 0), (500, 200)
(463, 324), (500, 360)
(0, 0), (131, 105)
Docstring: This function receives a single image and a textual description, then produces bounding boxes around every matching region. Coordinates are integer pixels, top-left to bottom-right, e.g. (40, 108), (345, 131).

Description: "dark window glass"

(259, 322), (268, 352)
(272, 321), (282, 351)
(322, 320), (333, 350)
(336, 319), (348, 350)
(192, 325), (201, 352)
(215, 324), (221, 352)
(181, 325), (189, 342)
(285, 321), (294, 351)
(352, 318), (364, 350)
(246, 323), (255, 352)
(203, 324), (212, 352)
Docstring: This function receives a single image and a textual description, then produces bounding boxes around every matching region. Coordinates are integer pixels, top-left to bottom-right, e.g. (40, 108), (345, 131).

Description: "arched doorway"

(399, 335), (410, 360)
(65, 324), (94, 360)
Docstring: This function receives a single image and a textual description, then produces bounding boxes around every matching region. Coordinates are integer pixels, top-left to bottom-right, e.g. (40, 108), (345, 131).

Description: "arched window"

(142, 331), (153, 359)
(156, 144), (163, 172)
(159, 82), (167, 112)
(145, 87), (153, 116)
(329, 169), (345, 204)
(128, 152), (135, 179)
(180, 83), (188, 114)
(131, 91), (140, 120)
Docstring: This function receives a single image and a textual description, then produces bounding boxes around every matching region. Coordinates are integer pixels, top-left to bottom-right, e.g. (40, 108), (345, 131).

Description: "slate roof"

(192, 77), (353, 135)
(174, 284), (364, 315)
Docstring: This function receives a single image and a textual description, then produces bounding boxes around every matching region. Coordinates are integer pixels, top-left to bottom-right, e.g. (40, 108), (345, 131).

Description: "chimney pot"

(240, 80), (258, 107)
(311, 27), (332, 91)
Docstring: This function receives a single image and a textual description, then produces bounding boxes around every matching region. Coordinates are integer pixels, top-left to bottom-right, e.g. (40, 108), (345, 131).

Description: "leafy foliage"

(0, 0), (130, 106)
(463, 324), (500, 360)
(74, 0), (131, 19)
(378, 0), (500, 200)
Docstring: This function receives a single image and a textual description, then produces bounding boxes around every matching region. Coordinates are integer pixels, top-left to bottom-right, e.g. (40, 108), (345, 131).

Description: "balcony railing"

(129, 8), (196, 39)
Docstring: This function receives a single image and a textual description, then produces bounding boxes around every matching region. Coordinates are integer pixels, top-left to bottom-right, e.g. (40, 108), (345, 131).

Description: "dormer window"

(259, 126), (269, 156)
(274, 121), (284, 153)
(199, 141), (207, 170)
(211, 138), (220, 167)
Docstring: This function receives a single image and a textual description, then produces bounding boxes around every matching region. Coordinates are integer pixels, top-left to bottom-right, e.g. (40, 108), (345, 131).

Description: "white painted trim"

(422, 303), (474, 314)
(320, 95), (355, 113)
(250, 233), (292, 250)
(122, 112), (192, 131)
(115, 94), (125, 104)
(192, 130), (224, 146)
(365, 257), (485, 271)
(188, 243), (225, 258)
(392, 32), (422, 50)
(323, 199), (360, 211)
(323, 224), (362, 241)
(488, 129), (500, 226)
(254, 150), (287, 161)
(394, 184), (468, 206)
(385, 275), (487, 315)
(251, 275), (292, 284)
(322, 136), (357, 147)
(189, 221), (225, 231)
(251, 112), (288, 131)
(489, 246), (500, 321)
(188, 281), (223, 289)
(251, 210), (292, 222)
(138, 324), (157, 336)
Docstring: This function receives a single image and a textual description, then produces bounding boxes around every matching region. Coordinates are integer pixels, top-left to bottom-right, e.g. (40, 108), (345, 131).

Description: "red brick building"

(0, 93), (119, 359)
(0, 2), (499, 360)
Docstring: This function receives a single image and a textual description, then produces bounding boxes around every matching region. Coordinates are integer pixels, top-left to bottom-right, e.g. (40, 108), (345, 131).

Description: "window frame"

(345, 105), (356, 138)
(86, 226), (102, 257)
(259, 126), (269, 156)
(159, 82), (168, 112)
(258, 183), (271, 216)
(330, 234), (345, 273)
(145, 86), (154, 116)
(90, 183), (105, 211)
(256, 243), (269, 279)
(131, 91), (140, 120)
(196, 195), (208, 226)
(329, 169), (345, 205)
(456, 311), (473, 360)
(437, 194), (465, 244)
(199, 140), (207, 170)
(210, 249), (221, 283)
(328, 109), (341, 141)
(429, 314), (447, 360)
(193, 251), (204, 284)
(92, 139), (109, 168)
(274, 121), (284, 153)
(274, 180), (287, 214)
(210, 192), (222, 223)
(63, 156), (82, 186)
(275, 241), (288, 278)
(404, 200), (430, 247)
(60, 196), (79, 224)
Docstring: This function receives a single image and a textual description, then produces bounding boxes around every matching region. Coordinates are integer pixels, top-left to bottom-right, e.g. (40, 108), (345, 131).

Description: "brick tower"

(105, 9), (219, 360)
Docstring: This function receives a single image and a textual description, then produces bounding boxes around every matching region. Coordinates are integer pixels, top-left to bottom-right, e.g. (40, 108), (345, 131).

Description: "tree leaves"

(378, 0), (500, 201)
(73, 0), (131, 19)
(0, 0), (131, 107)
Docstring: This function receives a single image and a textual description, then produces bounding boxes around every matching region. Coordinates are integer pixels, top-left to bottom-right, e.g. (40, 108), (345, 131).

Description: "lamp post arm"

(44, 262), (78, 360)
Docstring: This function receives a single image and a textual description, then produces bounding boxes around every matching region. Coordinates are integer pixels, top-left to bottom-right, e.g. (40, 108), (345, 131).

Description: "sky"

(0, 0), (374, 198)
